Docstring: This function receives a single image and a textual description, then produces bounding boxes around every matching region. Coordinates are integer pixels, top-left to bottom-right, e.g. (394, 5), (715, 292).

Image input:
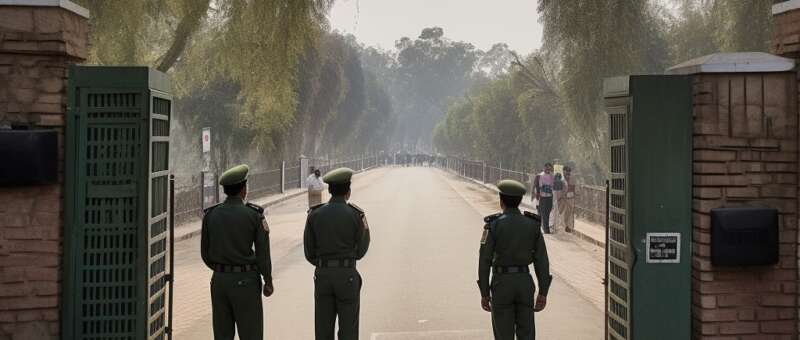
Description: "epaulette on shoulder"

(348, 203), (365, 215)
(246, 202), (265, 215)
(483, 213), (502, 224)
(307, 203), (325, 214)
(203, 203), (220, 215)
(523, 211), (542, 222)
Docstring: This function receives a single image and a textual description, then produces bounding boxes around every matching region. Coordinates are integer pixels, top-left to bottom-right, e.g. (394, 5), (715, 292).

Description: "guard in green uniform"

(201, 164), (274, 340)
(478, 179), (552, 340)
(303, 167), (371, 340)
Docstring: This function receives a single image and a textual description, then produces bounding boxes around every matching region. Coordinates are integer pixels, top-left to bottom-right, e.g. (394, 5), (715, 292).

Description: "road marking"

(370, 329), (493, 340)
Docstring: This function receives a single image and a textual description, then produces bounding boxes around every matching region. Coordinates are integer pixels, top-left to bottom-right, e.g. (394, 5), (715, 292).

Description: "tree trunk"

(156, 0), (212, 73)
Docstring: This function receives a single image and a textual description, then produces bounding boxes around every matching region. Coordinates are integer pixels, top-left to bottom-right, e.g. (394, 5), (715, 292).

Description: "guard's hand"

(481, 296), (492, 312)
(263, 280), (274, 298)
(533, 295), (547, 312)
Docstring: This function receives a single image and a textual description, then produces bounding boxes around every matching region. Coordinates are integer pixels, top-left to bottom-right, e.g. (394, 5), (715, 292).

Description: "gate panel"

(147, 93), (171, 340)
(65, 67), (172, 340)
(606, 101), (631, 340)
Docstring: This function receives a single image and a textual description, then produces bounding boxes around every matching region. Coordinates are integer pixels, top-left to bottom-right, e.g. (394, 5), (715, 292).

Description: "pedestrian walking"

(478, 179), (552, 340)
(303, 167), (371, 340)
(307, 167), (325, 207)
(531, 163), (555, 234)
(201, 164), (274, 340)
(557, 166), (576, 232)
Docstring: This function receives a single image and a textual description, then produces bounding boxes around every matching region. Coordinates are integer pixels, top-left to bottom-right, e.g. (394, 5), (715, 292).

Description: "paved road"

(172, 167), (602, 339)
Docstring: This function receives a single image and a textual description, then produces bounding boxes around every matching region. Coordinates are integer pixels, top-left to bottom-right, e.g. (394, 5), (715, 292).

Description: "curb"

(444, 168), (606, 249)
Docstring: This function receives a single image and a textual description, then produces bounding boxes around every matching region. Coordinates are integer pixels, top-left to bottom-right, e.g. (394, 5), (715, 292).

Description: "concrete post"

(280, 161), (285, 193)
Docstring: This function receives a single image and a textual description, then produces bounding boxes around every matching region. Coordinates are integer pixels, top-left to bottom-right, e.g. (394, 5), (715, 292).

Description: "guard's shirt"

(478, 208), (552, 297)
(201, 196), (272, 280)
(303, 196), (370, 264)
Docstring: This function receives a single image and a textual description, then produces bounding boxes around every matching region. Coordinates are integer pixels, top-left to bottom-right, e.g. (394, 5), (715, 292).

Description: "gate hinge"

(165, 326), (172, 334)
(165, 273), (173, 282)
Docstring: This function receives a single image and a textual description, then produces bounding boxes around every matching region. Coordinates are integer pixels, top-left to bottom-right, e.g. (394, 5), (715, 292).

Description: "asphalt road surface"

(172, 167), (602, 340)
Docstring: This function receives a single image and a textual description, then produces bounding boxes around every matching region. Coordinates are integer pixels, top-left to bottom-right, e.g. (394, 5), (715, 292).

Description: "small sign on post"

(646, 232), (681, 263)
(202, 127), (211, 172)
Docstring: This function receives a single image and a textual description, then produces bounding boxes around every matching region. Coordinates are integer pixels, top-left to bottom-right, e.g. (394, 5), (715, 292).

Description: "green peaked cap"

(497, 179), (526, 197)
(322, 167), (354, 184)
(219, 164), (249, 186)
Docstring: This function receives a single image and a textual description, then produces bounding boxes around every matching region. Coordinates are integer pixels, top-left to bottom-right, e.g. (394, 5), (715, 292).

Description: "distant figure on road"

(307, 167), (325, 207)
(557, 166), (576, 233)
(532, 163), (555, 234)
(201, 164), (274, 340)
(303, 167), (371, 340)
(478, 179), (552, 340)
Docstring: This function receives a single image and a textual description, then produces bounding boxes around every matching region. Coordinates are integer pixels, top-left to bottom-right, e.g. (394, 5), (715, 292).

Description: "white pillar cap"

(0, 0), (89, 18)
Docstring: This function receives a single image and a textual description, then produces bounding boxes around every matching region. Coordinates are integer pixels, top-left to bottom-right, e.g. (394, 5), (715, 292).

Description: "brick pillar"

(691, 71), (799, 338)
(0, 1), (88, 339)
(773, 1), (800, 336)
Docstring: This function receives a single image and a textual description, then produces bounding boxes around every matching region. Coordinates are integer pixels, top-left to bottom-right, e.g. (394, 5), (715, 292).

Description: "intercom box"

(711, 207), (779, 266)
(0, 129), (58, 185)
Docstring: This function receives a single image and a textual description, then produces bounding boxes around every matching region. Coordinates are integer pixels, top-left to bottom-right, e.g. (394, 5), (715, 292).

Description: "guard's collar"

(225, 196), (244, 205)
(503, 207), (522, 215)
(329, 196), (347, 204)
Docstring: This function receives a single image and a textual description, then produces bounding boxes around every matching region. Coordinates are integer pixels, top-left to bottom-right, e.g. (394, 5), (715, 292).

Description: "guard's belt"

(318, 258), (356, 268)
(213, 264), (258, 273)
(493, 265), (530, 274)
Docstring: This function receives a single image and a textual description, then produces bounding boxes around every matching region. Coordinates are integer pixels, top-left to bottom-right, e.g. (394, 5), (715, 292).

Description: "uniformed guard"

(303, 167), (371, 340)
(201, 164), (273, 340)
(478, 179), (552, 340)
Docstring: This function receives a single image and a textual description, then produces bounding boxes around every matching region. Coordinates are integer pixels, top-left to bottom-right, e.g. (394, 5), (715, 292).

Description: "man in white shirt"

(306, 168), (325, 207)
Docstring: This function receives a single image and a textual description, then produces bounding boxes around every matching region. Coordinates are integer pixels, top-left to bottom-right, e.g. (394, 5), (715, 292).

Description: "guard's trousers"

(491, 273), (536, 340)
(314, 267), (362, 340)
(211, 271), (263, 340)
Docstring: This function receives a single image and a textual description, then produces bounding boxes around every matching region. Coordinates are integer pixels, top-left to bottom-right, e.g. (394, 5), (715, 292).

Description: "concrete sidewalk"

(172, 187), (308, 242)
(448, 169), (607, 248)
(438, 169), (606, 312)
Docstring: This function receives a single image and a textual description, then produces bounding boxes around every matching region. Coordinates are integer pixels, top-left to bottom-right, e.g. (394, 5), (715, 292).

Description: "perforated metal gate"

(606, 99), (631, 340)
(65, 67), (173, 340)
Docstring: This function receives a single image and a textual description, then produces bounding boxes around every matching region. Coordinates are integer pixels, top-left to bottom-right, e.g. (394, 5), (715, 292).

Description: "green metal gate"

(64, 67), (173, 340)
(605, 77), (631, 340)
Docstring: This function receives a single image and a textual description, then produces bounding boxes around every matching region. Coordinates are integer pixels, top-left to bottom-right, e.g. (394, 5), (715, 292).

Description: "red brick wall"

(0, 5), (86, 340)
(692, 73), (799, 339)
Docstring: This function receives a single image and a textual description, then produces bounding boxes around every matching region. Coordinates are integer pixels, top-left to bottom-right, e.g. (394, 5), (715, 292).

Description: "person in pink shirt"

(531, 163), (555, 234)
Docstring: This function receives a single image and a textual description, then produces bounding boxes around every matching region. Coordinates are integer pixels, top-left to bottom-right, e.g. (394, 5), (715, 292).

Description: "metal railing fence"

(439, 156), (606, 226)
(172, 153), (384, 225)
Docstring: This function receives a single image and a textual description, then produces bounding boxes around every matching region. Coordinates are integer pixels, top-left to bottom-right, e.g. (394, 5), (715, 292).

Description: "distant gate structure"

(64, 67), (174, 340)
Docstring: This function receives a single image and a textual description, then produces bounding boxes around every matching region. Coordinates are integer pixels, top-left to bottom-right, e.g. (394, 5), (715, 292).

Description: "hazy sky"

(328, 0), (544, 55)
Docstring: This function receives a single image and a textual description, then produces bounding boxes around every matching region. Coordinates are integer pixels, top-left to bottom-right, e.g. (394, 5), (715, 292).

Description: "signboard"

(202, 127), (211, 171)
(646, 232), (681, 263)
(202, 128), (211, 152)
(201, 171), (218, 209)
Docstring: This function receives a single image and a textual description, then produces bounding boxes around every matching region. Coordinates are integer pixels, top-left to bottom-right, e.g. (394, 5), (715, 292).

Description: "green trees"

(433, 0), (775, 183)
(79, 1), (776, 179)
(392, 27), (482, 148)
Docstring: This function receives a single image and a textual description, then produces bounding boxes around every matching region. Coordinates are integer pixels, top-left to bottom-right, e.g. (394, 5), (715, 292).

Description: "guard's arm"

(533, 232), (553, 296)
(254, 215), (272, 281)
(355, 213), (371, 259)
(477, 223), (495, 297)
(200, 215), (214, 270)
(303, 215), (318, 265)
